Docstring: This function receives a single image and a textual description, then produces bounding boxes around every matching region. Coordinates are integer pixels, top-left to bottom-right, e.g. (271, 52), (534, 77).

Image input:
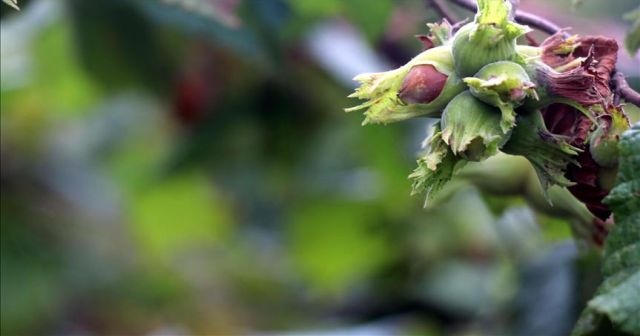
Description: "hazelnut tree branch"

(614, 72), (640, 107)
(423, 0), (640, 107)
(426, 0), (458, 24)
(448, 0), (564, 35)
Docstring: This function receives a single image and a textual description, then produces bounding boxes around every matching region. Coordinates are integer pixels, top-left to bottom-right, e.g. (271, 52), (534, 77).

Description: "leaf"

(572, 123), (640, 335)
(131, 172), (232, 262)
(134, 0), (268, 65)
(624, 8), (640, 56)
(68, 0), (176, 91)
(571, 0), (585, 9)
(288, 199), (393, 296)
(287, 0), (390, 42)
(343, 0), (392, 42)
(157, 0), (241, 28)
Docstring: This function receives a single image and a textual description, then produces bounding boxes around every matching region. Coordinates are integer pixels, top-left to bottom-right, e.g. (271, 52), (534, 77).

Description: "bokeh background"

(1, 0), (639, 335)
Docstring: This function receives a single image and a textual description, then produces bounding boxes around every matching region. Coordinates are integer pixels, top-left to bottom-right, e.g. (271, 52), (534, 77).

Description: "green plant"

(347, 0), (639, 334)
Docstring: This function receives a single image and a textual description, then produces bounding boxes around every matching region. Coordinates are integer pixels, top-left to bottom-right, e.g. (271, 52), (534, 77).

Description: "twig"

(614, 72), (640, 107)
(429, 0), (640, 106)
(515, 10), (565, 36)
(451, 18), (470, 33)
(426, 0), (457, 24)
(448, 0), (565, 36)
(524, 33), (539, 46)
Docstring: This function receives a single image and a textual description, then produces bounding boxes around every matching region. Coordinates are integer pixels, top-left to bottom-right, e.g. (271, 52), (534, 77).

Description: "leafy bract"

(410, 126), (464, 206)
(573, 123), (640, 335)
(501, 110), (579, 192)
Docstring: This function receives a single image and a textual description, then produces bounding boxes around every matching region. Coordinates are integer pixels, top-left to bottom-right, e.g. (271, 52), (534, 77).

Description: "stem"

(448, 0), (565, 36)
(424, 0), (640, 107)
(524, 33), (539, 46)
(514, 10), (564, 36)
(451, 18), (470, 33)
(426, 0), (457, 24)
(614, 72), (640, 107)
(444, 0), (640, 107)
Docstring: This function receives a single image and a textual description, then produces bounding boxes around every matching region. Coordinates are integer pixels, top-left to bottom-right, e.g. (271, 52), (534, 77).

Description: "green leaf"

(287, 0), (391, 42)
(573, 123), (640, 335)
(343, 0), (392, 42)
(131, 172), (232, 263)
(152, 0), (241, 27)
(624, 8), (640, 56)
(287, 199), (393, 296)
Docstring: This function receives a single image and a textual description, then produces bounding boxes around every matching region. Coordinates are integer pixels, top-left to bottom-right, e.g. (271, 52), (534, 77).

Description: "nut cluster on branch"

(347, 0), (636, 245)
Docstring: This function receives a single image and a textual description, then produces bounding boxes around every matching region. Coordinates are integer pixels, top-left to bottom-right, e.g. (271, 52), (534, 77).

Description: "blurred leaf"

(0, 20), (103, 154)
(573, 124), (640, 335)
(135, 0), (269, 65)
(288, 199), (392, 297)
(343, 0), (392, 41)
(409, 186), (500, 263)
(571, 0), (585, 9)
(1, 21), (103, 118)
(158, 0), (241, 28)
(286, 0), (341, 18)
(515, 243), (579, 336)
(357, 127), (415, 215)
(624, 8), (640, 56)
(416, 260), (515, 316)
(68, 0), (175, 92)
(287, 0), (391, 42)
(0, 207), (61, 335)
(131, 172), (232, 262)
(32, 22), (103, 115)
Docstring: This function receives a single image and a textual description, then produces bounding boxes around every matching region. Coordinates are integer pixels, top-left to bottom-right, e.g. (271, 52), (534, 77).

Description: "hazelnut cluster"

(347, 0), (630, 240)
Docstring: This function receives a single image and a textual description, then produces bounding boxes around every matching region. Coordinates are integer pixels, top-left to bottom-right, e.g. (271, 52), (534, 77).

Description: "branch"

(448, 0), (564, 36)
(429, 0), (640, 107)
(614, 72), (640, 107)
(425, 0), (457, 24)
(514, 10), (564, 36)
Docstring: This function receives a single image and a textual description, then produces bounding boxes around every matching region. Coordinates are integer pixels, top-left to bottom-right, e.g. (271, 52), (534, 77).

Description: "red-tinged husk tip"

(398, 64), (448, 104)
(539, 33), (619, 106)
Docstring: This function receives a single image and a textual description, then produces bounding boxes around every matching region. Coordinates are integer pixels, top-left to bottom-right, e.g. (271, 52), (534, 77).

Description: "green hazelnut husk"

(464, 61), (538, 133)
(501, 109), (580, 192)
(346, 46), (465, 124)
(441, 91), (511, 162)
(590, 109), (630, 168)
(451, 0), (531, 77)
(410, 124), (465, 206)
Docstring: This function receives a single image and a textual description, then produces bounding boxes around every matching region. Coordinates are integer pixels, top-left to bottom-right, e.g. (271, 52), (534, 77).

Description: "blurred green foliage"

(1, 1), (638, 335)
